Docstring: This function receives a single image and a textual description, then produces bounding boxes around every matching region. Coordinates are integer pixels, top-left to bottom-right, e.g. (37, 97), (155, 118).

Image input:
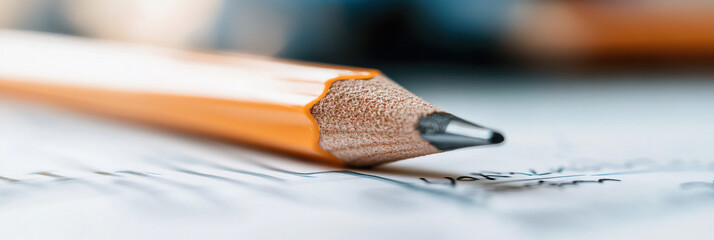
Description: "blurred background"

(3, 2), (714, 238)
(5, 0), (714, 79)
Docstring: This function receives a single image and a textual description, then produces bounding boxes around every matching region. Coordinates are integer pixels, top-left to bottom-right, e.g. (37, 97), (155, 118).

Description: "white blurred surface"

(1, 80), (714, 239)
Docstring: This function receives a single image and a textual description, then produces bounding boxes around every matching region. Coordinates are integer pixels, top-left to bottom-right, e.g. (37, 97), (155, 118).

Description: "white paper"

(0, 81), (713, 240)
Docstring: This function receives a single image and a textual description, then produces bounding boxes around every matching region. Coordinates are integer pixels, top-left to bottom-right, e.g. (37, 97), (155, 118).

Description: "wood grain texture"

(311, 75), (442, 167)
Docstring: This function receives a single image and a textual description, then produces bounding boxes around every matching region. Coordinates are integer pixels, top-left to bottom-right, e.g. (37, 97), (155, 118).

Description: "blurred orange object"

(510, 0), (714, 63)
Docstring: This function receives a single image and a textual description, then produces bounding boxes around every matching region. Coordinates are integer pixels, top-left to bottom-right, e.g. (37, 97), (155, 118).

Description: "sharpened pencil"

(0, 30), (503, 167)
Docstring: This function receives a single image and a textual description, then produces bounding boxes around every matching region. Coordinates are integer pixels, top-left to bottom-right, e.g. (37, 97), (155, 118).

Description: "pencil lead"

(417, 112), (504, 151)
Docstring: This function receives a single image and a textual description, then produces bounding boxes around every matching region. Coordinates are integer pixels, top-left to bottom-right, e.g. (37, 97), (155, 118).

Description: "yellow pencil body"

(0, 30), (379, 166)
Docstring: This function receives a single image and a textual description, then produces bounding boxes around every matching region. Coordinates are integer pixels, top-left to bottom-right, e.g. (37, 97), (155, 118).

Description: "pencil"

(0, 30), (503, 167)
